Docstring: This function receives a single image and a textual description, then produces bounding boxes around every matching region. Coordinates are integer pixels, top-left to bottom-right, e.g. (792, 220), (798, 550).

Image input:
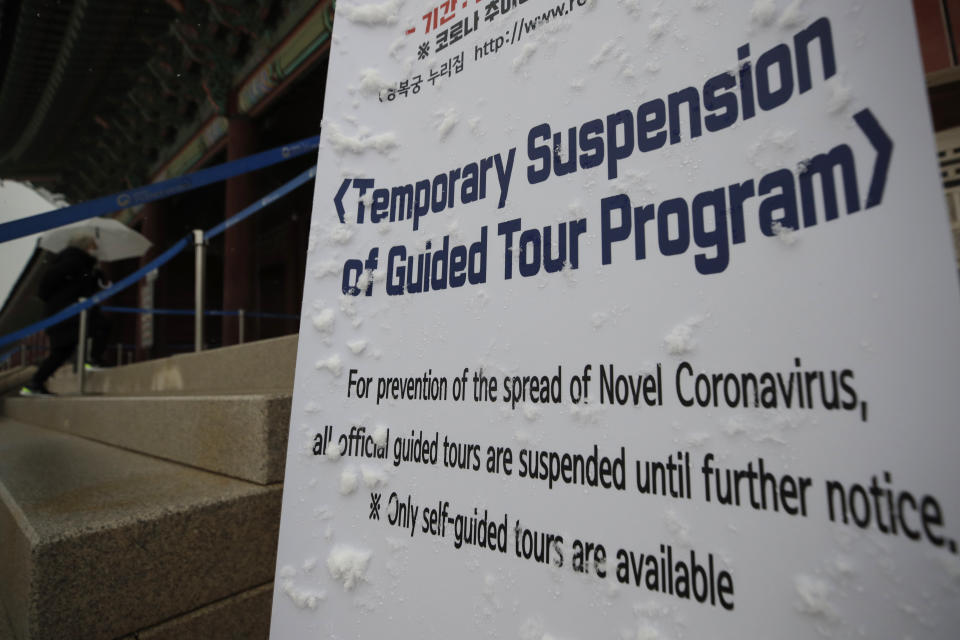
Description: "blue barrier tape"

(0, 165), (316, 349)
(0, 135), (320, 245)
(101, 306), (194, 316)
(246, 311), (300, 319)
(204, 310), (300, 319)
(205, 166), (316, 241)
(101, 306), (299, 319)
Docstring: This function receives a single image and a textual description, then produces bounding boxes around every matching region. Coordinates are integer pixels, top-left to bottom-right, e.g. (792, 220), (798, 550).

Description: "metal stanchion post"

(193, 230), (206, 352)
(116, 343), (123, 366)
(77, 298), (88, 395)
(19, 344), (26, 366)
(238, 309), (245, 344)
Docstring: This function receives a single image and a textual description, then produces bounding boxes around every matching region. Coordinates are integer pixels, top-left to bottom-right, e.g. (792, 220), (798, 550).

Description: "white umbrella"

(38, 217), (152, 261)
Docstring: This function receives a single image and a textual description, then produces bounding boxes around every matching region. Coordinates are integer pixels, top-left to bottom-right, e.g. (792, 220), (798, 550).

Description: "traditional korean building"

(0, 0), (334, 362)
(915, 0), (960, 262)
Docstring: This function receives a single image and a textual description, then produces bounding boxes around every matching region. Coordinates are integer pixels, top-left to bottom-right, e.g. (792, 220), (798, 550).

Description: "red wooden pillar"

(222, 116), (258, 346)
(136, 201), (165, 361)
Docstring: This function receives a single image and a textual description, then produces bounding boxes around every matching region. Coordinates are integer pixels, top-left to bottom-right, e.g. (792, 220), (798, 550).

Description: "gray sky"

(0, 181), (56, 306)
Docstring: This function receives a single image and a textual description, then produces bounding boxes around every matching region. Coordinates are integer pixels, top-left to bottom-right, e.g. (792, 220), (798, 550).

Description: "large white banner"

(271, 2), (960, 637)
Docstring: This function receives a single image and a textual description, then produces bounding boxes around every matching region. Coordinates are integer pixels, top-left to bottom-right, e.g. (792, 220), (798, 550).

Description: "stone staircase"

(0, 335), (298, 640)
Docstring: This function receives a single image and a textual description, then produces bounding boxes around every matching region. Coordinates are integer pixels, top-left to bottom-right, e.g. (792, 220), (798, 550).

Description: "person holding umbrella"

(20, 233), (111, 395)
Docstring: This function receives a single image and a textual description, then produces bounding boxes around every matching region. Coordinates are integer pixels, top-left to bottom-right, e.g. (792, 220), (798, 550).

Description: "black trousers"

(32, 344), (74, 388)
(32, 308), (110, 388)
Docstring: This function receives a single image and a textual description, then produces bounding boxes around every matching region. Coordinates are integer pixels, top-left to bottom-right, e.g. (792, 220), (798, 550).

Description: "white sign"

(272, 2), (960, 638)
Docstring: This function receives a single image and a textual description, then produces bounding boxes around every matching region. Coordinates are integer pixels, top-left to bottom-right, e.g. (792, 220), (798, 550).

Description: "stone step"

(0, 419), (281, 640)
(0, 393), (290, 485)
(0, 367), (34, 397)
(117, 583), (272, 640)
(49, 334), (298, 396)
(1, 600), (14, 640)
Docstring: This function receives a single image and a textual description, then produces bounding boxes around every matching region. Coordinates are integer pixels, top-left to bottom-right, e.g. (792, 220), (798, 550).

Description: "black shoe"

(19, 384), (54, 396)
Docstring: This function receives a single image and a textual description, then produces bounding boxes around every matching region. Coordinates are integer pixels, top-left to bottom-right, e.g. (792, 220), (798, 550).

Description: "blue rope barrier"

(0, 135), (320, 245)
(101, 306), (195, 316)
(245, 311), (301, 319)
(0, 165), (316, 349)
(205, 166), (316, 241)
(101, 306), (299, 319)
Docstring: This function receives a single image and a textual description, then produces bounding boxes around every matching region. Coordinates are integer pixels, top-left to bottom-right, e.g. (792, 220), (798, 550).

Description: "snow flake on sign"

(522, 403), (541, 422)
(591, 311), (610, 329)
(636, 625), (663, 640)
(825, 76), (853, 114)
(435, 107), (459, 139)
(777, 0), (805, 29)
(356, 68), (392, 96)
(937, 553), (960, 587)
(337, 0), (400, 25)
(372, 425), (389, 447)
(771, 221), (799, 246)
(324, 122), (398, 155)
(312, 308), (335, 333)
(513, 42), (538, 71)
(338, 297), (359, 327)
(616, 0), (642, 17)
(355, 269), (374, 293)
(339, 467), (360, 495)
(327, 546), (372, 590)
(723, 411), (799, 445)
(568, 402), (603, 425)
(631, 600), (683, 640)
(664, 509), (693, 547)
(348, 339), (368, 355)
(683, 431), (711, 448)
(794, 574), (837, 619)
(325, 441), (343, 460)
(648, 14), (671, 41)
(278, 565), (326, 610)
(747, 128), (797, 171)
(327, 223), (354, 245)
(663, 316), (702, 355)
(311, 259), (340, 279)
(608, 169), (657, 198)
(750, 0), (776, 26)
(315, 354), (343, 376)
(519, 618), (570, 640)
(467, 116), (483, 136)
(588, 38), (642, 83)
(362, 466), (389, 488)
(590, 39), (618, 67)
(830, 555), (856, 579)
(513, 428), (532, 445)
